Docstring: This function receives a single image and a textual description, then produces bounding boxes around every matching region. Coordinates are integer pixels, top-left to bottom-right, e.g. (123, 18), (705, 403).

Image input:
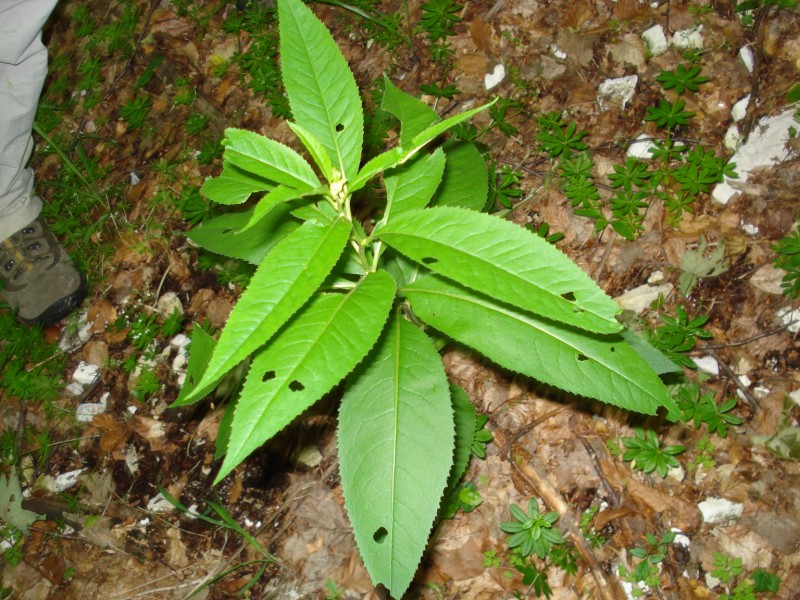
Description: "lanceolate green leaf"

(339, 311), (453, 598)
(172, 325), (217, 406)
(383, 149), (445, 222)
(279, 0), (363, 180)
(240, 184), (322, 233)
(432, 141), (488, 211)
(381, 75), (438, 148)
(223, 128), (321, 190)
(448, 384), (476, 490)
(186, 204), (300, 264)
(181, 218), (350, 407)
(287, 120), (334, 183)
(200, 162), (273, 205)
(217, 270), (395, 482)
(404, 275), (680, 418)
(379, 207), (621, 334)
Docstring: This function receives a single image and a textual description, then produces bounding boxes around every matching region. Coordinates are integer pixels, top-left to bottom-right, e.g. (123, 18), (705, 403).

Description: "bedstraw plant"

(172, 0), (679, 596)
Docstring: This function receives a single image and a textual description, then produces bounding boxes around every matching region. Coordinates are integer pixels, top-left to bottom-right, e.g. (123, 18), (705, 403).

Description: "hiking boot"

(0, 217), (87, 326)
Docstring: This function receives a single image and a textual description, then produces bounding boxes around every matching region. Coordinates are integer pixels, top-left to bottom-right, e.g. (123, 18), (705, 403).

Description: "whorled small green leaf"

(383, 148), (445, 221)
(173, 325), (217, 406)
(279, 0), (363, 180)
(186, 203), (300, 265)
(217, 270), (395, 483)
(179, 218), (350, 407)
(403, 275), (680, 418)
(378, 206), (621, 334)
(287, 120), (334, 183)
(223, 128), (321, 190)
(381, 75), (438, 148)
(240, 184), (321, 233)
(200, 162), (273, 205)
(339, 310), (453, 598)
(431, 141), (488, 211)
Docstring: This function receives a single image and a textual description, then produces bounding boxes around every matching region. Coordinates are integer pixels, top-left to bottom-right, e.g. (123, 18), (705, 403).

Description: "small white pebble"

(484, 64), (505, 90)
(741, 221), (758, 236)
(641, 24), (668, 56)
(698, 497), (743, 524)
(66, 382), (84, 397)
(788, 389), (800, 407)
(739, 46), (754, 73)
(732, 95), (750, 122)
(72, 361), (100, 386)
(147, 493), (176, 513)
(777, 306), (800, 333)
(598, 75), (638, 110)
(627, 134), (657, 159)
(75, 402), (106, 422)
(723, 125), (742, 151)
(170, 333), (190, 348)
(50, 469), (84, 492)
(672, 529), (691, 548)
(694, 356), (719, 376)
(550, 45), (567, 60)
(130, 172), (141, 185)
(671, 25), (704, 50)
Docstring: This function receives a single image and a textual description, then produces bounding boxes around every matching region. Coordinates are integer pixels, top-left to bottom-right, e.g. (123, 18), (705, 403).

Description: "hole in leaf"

(577, 354), (589, 362)
(335, 123), (344, 132)
(610, 346), (616, 352)
(262, 370), (276, 382)
(421, 257), (438, 265)
(561, 291), (576, 302)
(373, 527), (388, 543)
(289, 380), (305, 392)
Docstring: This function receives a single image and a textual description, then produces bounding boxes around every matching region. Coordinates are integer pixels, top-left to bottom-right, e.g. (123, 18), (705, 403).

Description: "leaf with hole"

(378, 206), (621, 334)
(217, 270), (395, 482)
(339, 311), (453, 598)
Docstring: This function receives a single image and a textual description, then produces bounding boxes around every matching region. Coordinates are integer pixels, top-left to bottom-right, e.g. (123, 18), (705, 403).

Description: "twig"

(709, 349), (760, 410)
(741, 5), (771, 144)
(693, 323), (795, 351)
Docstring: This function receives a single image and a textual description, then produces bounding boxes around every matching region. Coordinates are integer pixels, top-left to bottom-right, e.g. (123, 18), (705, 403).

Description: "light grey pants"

(0, 0), (59, 242)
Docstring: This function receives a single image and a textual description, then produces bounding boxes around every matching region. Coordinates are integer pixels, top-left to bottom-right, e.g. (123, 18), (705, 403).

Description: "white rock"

(146, 492), (176, 513)
(777, 306), (800, 333)
(170, 333), (190, 348)
(723, 125), (742, 151)
(130, 172), (141, 185)
(672, 529), (691, 548)
(698, 497), (743, 524)
(736, 374), (752, 401)
(615, 283), (673, 314)
(627, 134), (657, 159)
(76, 402), (106, 422)
(648, 270), (665, 284)
(671, 25), (704, 50)
(549, 45), (567, 60)
(694, 356), (719, 376)
(732, 95), (750, 122)
(72, 361), (100, 386)
(156, 292), (184, 320)
(753, 384), (770, 399)
(47, 469), (84, 492)
(739, 46), (755, 73)
(66, 382), (85, 397)
(789, 389), (800, 407)
(741, 221), (758, 236)
(484, 64), (505, 90)
(598, 75), (638, 111)
(713, 108), (797, 204)
(667, 464), (685, 483)
(125, 445), (139, 475)
(642, 24), (668, 56)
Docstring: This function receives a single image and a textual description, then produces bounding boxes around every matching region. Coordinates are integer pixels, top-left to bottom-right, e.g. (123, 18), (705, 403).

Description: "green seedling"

(772, 223), (800, 298)
(419, 0), (462, 41)
(490, 163), (525, 209)
(655, 64), (710, 95)
(650, 305), (713, 369)
(119, 93), (152, 130)
(712, 551), (781, 599)
(500, 498), (564, 560)
(620, 530), (676, 597)
(677, 385), (742, 437)
(687, 435), (716, 470)
(172, 0), (679, 595)
(580, 504), (606, 549)
(418, 82), (460, 99)
(621, 428), (685, 477)
(471, 414), (492, 458)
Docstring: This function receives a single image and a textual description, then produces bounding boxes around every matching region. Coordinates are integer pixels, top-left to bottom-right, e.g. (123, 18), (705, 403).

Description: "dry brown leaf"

(81, 340), (109, 369)
(469, 17), (492, 53)
(91, 413), (132, 453)
(613, 0), (639, 20)
(133, 416), (171, 452)
(196, 404), (225, 443)
(228, 472), (243, 504)
(165, 527), (190, 569)
(87, 299), (117, 334)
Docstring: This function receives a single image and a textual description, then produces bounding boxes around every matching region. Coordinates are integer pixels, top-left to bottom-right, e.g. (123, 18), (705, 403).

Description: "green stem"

(32, 121), (96, 192)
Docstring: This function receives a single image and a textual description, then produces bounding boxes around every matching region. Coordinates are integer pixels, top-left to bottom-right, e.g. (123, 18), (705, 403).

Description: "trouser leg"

(0, 0), (59, 241)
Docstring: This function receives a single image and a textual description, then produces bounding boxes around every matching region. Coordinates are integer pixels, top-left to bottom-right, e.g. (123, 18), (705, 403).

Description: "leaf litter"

(1, 0), (799, 598)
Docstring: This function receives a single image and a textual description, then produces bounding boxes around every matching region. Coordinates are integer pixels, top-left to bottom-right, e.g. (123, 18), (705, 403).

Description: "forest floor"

(1, 0), (800, 598)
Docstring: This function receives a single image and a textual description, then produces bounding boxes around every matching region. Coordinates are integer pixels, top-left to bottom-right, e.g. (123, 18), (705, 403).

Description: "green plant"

(655, 64), (710, 95)
(172, 0), (679, 596)
(134, 367), (162, 401)
(712, 551), (781, 599)
(490, 163), (524, 209)
(772, 223), (800, 298)
(500, 499), (564, 562)
(419, 0), (462, 41)
(119, 93), (152, 130)
(471, 414), (492, 458)
(620, 531), (676, 597)
(650, 305), (713, 369)
(677, 385), (742, 437)
(687, 434), (716, 470)
(621, 428), (685, 477)
(325, 578), (346, 599)
(580, 504), (606, 549)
